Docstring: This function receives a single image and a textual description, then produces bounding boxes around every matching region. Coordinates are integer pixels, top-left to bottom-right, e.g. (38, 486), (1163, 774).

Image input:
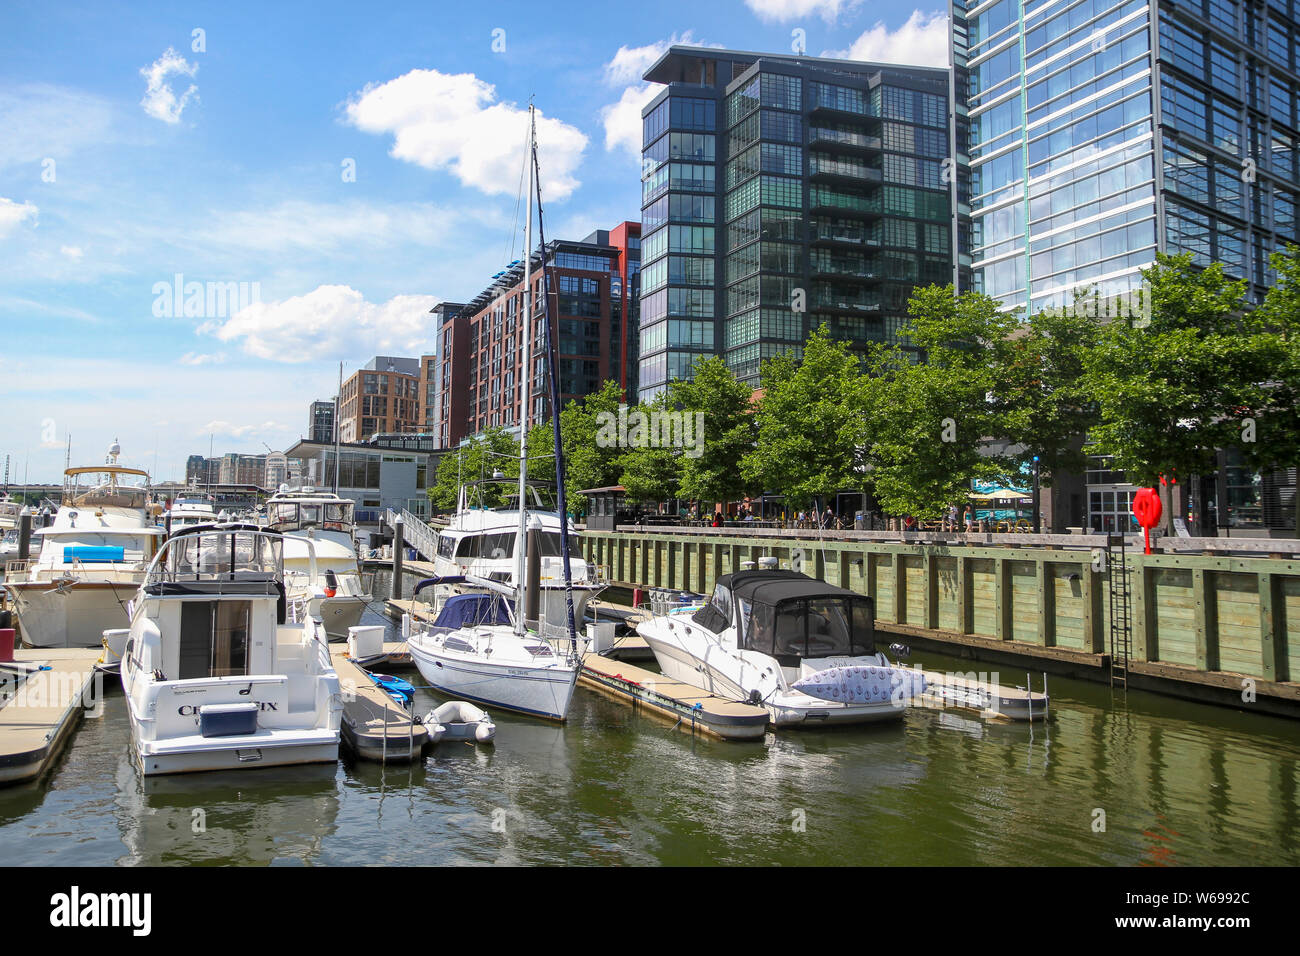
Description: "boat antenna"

(513, 103), (535, 637)
(531, 108), (579, 661)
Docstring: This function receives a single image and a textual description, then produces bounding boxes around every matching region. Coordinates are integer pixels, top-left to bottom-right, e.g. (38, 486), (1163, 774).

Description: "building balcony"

(811, 263), (882, 282)
(808, 127), (882, 154)
(808, 160), (883, 186)
(811, 294), (882, 313)
(808, 192), (882, 218)
(808, 102), (877, 124)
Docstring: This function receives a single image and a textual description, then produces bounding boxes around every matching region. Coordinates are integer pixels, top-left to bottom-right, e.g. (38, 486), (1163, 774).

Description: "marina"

(1, 593), (1296, 867)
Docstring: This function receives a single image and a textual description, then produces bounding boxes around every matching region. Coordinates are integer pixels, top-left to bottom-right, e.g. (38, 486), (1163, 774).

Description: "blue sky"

(0, 0), (948, 484)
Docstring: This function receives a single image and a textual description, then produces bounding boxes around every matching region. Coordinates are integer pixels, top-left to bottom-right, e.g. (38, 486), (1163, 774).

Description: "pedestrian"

(822, 506), (834, 529)
(947, 503), (959, 531)
(711, 510), (722, 528)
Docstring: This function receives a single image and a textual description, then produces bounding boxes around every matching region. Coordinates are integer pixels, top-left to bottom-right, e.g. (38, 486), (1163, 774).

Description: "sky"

(0, 0), (950, 484)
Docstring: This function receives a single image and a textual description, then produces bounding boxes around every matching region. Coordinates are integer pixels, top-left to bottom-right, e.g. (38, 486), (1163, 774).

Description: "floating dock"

(0, 648), (101, 786)
(329, 645), (427, 763)
(579, 654), (768, 741)
(912, 669), (1050, 722)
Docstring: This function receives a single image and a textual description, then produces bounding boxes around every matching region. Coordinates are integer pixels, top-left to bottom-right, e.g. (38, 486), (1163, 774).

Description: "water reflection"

(0, 590), (1296, 866)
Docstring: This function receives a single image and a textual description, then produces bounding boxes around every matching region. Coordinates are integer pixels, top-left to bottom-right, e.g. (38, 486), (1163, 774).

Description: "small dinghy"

(368, 673), (415, 710)
(424, 700), (495, 744)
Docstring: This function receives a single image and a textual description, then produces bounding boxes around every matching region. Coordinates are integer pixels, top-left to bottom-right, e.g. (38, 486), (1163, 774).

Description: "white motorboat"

(119, 523), (342, 775)
(3, 443), (165, 648)
(162, 494), (219, 535)
(433, 475), (604, 629)
(409, 106), (581, 722)
(264, 487), (372, 641)
(637, 569), (925, 727)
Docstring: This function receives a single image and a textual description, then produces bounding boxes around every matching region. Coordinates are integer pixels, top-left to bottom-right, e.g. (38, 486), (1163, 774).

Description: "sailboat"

(408, 105), (582, 721)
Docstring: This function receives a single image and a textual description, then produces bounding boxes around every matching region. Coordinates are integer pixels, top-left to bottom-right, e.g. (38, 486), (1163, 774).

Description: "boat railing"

(4, 559), (30, 580)
(286, 593), (312, 624)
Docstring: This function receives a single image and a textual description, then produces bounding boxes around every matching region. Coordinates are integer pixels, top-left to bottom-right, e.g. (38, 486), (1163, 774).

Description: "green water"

(1, 585), (1297, 865)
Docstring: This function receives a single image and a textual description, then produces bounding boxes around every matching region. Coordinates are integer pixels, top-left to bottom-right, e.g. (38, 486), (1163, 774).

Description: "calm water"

(2, 573), (1297, 866)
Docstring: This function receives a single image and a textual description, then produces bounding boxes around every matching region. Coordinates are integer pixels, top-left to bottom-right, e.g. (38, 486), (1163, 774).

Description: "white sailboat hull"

(408, 638), (576, 721)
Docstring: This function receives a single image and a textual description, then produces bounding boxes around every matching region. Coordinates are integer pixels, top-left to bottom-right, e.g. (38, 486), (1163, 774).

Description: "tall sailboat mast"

(513, 104), (536, 637)
(531, 111), (580, 659)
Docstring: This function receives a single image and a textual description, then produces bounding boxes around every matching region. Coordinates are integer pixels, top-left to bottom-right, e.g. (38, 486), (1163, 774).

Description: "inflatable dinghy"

(423, 700), (496, 744)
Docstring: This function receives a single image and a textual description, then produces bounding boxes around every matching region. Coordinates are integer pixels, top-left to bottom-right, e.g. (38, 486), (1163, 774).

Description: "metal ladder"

(1106, 533), (1132, 691)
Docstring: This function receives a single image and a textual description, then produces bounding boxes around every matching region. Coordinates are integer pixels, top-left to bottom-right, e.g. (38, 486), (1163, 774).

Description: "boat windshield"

(152, 529), (283, 584)
(266, 499), (354, 532)
(744, 596), (874, 661)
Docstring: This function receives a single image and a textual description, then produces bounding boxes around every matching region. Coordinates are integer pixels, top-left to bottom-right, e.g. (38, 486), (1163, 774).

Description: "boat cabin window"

(267, 500), (354, 532)
(743, 597), (873, 664)
(691, 584), (733, 633)
(535, 532), (582, 557)
(160, 530), (282, 583)
(437, 535), (455, 559)
(178, 601), (252, 679)
(457, 532), (515, 559)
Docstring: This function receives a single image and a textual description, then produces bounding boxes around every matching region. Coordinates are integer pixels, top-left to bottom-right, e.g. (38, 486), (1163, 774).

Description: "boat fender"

(748, 689), (763, 705)
(324, 569), (338, 598)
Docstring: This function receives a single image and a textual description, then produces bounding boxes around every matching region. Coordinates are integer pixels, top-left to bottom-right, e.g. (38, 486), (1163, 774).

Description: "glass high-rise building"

(638, 46), (959, 398)
(955, 0), (1300, 312)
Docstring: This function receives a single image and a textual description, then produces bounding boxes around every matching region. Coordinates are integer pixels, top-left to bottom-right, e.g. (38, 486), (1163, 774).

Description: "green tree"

(617, 393), (682, 504)
(1000, 297), (1103, 528)
(1081, 253), (1273, 525)
(668, 356), (756, 508)
(554, 379), (626, 513)
(742, 325), (870, 510)
(1246, 243), (1300, 529)
(864, 285), (1015, 519)
(426, 428), (518, 511)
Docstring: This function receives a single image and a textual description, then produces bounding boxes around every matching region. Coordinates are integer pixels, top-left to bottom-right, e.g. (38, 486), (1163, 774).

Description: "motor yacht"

(3, 443), (165, 648)
(636, 569), (925, 727)
(434, 475), (604, 630)
(264, 487), (372, 641)
(163, 494), (219, 535)
(119, 523), (341, 775)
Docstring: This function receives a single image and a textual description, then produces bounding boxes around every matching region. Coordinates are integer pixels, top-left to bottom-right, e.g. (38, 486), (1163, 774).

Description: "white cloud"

(203, 420), (282, 439)
(140, 47), (199, 124)
(599, 32), (719, 162)
(345, 69), (587, 201)
(179, 351), (225, 366)
(60, 245), (83, 260)
(0, 197), (39, 236)
(0, 85), (115, 171)
(825, 10), (951, 67)
(203, 285), (439, 363)
(745, 0), (858, 23)
(602, 84), (660, 161)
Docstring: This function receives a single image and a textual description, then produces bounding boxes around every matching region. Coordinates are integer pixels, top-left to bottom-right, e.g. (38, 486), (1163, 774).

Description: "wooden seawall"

(580, 528), (1300, 717)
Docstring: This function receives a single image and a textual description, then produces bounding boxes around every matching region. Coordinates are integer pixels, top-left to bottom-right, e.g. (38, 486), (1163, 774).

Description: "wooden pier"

(0, 648), (100, 786)
(581, 527), (1300, 717)
(578, 654), (768, 741)
(329, 645), (426, 763)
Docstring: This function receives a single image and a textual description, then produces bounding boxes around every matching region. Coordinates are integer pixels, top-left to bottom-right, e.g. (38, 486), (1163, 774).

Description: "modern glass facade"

(955, 0), (1300, 311)
(638, 47), (959, 398)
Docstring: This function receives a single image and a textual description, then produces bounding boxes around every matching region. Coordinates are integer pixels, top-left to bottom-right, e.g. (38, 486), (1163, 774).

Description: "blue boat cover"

(63, 545), (126, 563)
(432, 593), (511, 629)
